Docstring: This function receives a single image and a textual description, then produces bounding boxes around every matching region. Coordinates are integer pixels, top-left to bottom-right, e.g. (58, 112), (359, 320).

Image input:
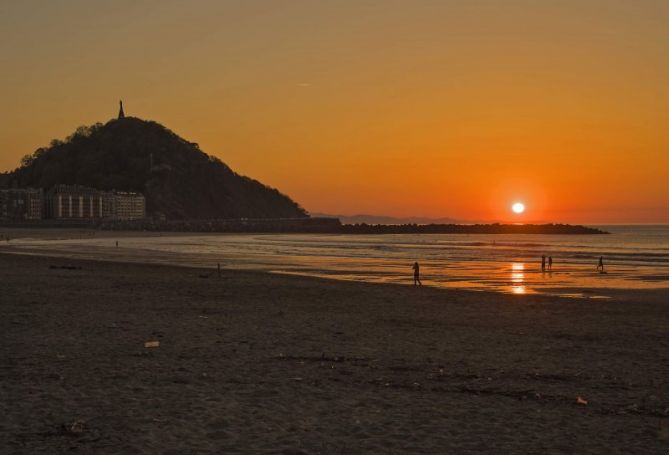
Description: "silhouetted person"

(115, 240), (119, 247)
(548, 256), (553, 271)
(597, 256), (604, 272)
(412, 262), (422, 286)
(541, 255), (546, 272)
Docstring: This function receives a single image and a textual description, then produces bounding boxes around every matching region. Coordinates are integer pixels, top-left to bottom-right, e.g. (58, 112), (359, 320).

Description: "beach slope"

(1, 253), (668, 453)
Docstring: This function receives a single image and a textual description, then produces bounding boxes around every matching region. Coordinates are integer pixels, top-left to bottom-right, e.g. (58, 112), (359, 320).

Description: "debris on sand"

(49, 265), (82, 270)
(61, 420), (85, 436)
(144, 340), (160, 348)
(576, 396), (589, 405)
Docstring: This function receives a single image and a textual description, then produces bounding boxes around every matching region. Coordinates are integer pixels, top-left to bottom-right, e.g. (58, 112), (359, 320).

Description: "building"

(47, 185), (104, 219)
(103, 191), (146, 220)
(38, 185), (146, 221)
(0, 188), (43, 220)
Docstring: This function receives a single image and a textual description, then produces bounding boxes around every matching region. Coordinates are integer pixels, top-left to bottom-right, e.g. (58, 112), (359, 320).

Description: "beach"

(2, 247), (668, 453)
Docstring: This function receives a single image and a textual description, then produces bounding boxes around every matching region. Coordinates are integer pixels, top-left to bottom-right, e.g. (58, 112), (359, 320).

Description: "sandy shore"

(1, 252), (668, 453)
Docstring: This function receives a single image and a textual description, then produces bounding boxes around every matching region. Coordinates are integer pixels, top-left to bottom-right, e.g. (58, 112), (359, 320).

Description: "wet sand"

(1, 251), (668, 453)
(3, 227), (669, 299)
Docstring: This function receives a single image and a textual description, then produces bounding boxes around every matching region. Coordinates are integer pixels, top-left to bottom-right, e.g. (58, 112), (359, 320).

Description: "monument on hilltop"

(118, 100), (125, 119)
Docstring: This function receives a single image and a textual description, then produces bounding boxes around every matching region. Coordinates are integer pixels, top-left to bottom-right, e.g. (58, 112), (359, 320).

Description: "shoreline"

(1, 226), (668, 301)
(2, 246), (668, 303)
(2, 247), (668, 303)
(2, 252), (668, 453)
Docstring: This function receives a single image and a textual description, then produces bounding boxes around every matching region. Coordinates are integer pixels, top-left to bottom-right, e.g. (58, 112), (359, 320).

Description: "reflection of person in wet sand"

(597, 256), (604, 272)
(412, 262), (422, 286)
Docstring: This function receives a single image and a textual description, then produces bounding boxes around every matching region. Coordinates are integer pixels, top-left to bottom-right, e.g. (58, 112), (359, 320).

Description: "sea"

(7, 225), (669, 298)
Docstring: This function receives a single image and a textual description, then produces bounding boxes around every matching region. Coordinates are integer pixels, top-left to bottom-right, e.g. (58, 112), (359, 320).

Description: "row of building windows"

(0, 185), (146, 221)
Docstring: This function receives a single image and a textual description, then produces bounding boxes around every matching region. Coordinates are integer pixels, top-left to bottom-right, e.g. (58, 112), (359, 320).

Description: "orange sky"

(1, 1), (668, 223)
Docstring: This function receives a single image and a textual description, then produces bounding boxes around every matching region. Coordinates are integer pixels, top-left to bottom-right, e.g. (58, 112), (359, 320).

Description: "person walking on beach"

(412, 262), (422, 286)
(548, 256), (553, 271)
(597, 256), (604, 272)
(541, 255), (546, 272)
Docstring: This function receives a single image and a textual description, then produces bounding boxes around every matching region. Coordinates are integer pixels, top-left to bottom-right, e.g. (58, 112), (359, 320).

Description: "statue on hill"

(118, 100), (125, 119)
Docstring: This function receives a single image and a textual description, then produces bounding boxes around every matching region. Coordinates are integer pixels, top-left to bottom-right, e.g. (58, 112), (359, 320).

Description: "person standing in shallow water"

(597, 256), (604, 272)
(412, 262), (422, 286)
(541, 255), (546, 272)
(548, 256), (553, 271)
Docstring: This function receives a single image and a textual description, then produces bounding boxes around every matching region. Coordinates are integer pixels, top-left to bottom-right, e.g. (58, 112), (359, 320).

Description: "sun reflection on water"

(510, 262), (526, 294)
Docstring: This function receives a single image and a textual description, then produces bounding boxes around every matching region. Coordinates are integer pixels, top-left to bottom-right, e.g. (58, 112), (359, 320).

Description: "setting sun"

(512, 202), (526, 214)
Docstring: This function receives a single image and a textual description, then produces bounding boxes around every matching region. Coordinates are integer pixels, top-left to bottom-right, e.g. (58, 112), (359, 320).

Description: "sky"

(1, 0), (668, 223)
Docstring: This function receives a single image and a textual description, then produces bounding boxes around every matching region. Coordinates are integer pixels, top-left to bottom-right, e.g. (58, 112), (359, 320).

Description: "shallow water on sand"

(5, 225), (669, 298)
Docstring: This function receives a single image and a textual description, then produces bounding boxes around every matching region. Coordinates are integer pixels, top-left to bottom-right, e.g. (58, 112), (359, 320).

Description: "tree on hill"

(4, 117), (308, 220)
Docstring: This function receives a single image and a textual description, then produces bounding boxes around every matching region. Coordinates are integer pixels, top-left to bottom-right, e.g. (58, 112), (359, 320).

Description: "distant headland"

(337, 223), (608, 235)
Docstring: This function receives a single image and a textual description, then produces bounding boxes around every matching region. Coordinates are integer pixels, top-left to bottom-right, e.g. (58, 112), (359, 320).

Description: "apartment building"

(0, 188), (43, 220)
(46, 185), (104, 219)
(103, 191), (146, 220)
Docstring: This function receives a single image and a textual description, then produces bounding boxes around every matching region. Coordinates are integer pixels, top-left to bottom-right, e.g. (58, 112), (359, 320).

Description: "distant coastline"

(338, 223), (607, 235)
(0, 218), (607, 234)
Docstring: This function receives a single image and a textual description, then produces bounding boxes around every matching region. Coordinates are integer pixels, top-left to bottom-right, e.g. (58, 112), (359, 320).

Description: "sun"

(512, 202), (525, 214)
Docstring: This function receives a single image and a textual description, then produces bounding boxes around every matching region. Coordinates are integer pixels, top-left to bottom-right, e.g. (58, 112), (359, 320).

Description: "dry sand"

(1, 251), (668, 453)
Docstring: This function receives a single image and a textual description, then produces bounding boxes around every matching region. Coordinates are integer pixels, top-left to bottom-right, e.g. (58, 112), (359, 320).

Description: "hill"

(2, 117), (307, 219)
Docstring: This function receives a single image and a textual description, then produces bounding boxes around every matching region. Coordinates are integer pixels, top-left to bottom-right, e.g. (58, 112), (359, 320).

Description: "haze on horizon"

(1, 0), (668, 224)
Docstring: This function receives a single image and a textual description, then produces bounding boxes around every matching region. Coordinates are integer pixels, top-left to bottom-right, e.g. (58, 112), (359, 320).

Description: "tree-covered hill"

(3, 117), (307, 220)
